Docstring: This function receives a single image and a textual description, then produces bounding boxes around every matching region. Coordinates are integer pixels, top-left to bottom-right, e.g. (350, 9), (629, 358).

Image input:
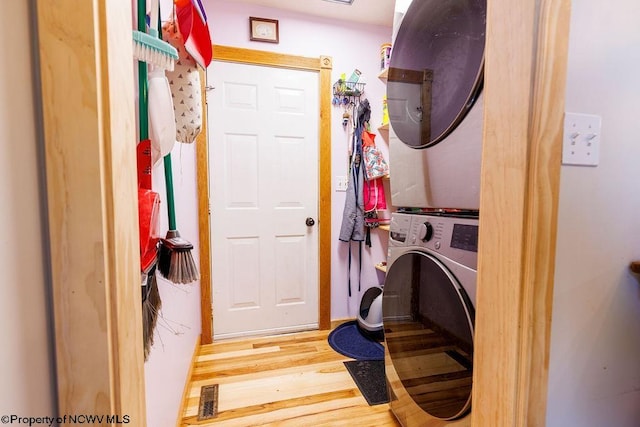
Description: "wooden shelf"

(375, 262), (387, 273)
(374, 60), (390, 277)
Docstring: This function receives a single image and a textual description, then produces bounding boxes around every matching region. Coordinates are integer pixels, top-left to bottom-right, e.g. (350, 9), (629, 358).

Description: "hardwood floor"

(178, 328), (401, 426)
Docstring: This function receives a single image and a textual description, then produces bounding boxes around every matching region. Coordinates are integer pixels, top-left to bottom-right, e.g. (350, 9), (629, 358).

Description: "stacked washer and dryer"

(380, 0), (486, 425)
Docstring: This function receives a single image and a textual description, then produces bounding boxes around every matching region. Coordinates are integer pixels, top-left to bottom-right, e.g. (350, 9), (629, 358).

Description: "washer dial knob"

(419, 222), (434, 241)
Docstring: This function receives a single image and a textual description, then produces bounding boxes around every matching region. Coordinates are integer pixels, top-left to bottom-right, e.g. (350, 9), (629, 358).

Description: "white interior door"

(207, 61), (319, 339)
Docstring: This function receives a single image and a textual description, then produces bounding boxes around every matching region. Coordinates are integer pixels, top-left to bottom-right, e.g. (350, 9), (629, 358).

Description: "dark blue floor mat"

(328, 320), (384, 361)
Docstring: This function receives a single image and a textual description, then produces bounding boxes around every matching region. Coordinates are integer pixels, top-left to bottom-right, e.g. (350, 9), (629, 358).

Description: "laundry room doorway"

(203, 47), (332, 339)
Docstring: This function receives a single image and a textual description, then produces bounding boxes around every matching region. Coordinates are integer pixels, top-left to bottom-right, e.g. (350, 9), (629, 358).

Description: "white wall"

(143, 142), (202, 427)
(0, 0), (56, 418)
(205, 0), (393, 321)
(546, 1), (640, 425)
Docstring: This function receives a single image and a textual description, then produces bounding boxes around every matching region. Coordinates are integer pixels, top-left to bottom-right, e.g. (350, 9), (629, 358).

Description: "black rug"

(344, 360), (390, 405)
(328, 320), (384, 361)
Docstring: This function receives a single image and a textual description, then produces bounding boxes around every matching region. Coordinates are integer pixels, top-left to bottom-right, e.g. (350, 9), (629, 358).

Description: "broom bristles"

(142, 269), (162, 361)
(158, 232), (199, 284)
(133, 30), (177, 71)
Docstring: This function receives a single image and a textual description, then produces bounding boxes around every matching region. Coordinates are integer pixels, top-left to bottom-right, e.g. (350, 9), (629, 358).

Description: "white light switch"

(336, 176), (349, 192)
(562, 112), (601, 166)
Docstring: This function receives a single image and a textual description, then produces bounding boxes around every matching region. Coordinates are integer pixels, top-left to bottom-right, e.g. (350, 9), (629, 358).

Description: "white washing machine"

(382, 211), (478, 426)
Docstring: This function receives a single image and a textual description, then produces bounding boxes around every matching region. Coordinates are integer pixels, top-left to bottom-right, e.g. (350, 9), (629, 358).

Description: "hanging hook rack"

(332, 78), (365, 104)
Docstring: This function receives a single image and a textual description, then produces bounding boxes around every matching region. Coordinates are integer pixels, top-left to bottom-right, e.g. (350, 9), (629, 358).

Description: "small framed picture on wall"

(249, 17), (279, 43)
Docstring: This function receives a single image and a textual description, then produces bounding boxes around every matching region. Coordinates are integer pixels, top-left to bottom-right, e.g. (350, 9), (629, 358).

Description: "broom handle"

(138, 0), (148, 141)
(163, 154), (177, 231)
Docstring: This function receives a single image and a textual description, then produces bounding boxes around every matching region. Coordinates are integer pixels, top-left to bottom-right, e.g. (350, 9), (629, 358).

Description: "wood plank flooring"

(178, 329), (401, 426)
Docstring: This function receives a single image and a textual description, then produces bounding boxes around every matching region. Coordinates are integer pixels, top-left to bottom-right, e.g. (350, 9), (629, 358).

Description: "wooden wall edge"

(471, 0), (571, 425)
(35, 0), (146, 422)
(516, 0), (572, 425)
(196, 67), (213, 345)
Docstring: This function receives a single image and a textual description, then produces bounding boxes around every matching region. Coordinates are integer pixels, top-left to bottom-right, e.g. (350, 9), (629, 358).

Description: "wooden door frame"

(472, 0), (571, 424)
(197, 45), (333, 344)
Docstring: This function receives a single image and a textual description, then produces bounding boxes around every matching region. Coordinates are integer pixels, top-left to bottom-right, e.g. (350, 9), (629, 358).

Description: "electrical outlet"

(562, 112), (601, 166)
(336, 176), (349, 192)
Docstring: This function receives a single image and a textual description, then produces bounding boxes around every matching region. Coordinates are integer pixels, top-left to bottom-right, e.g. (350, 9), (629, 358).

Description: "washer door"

(383, 250), (474, 421)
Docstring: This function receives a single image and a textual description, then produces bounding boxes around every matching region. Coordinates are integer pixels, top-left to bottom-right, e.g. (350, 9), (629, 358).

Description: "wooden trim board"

(318, 55), (333, 330)
(35, 0), (146, 422)
(471, 0), (571, 425)
(196, 68), (213, 345)
(386, 67), (424, 84)
(212, 45), (322, 71)
(197, 46), (333, 343)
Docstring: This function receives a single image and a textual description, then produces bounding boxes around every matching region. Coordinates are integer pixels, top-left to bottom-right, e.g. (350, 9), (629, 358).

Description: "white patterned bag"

(162, 20), (202, 144)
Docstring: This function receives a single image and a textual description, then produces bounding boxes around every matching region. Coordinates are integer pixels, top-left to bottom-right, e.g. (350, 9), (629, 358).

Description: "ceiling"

(222, 0), (396, 27)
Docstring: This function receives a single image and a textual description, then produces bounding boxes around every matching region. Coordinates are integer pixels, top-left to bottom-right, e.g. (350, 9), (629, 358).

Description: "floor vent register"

(197, 384), (219, 421)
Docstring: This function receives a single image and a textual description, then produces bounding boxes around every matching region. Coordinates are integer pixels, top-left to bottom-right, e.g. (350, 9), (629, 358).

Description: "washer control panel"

(389, 212), (479, 270)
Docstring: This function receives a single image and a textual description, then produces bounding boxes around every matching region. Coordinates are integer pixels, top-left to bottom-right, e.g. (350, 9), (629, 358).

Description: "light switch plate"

(336, 175), (348, 192)
(562, 112), (601, 166)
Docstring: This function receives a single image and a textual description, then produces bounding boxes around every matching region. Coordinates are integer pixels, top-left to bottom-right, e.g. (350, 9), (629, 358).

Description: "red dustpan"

(174, 0), (212, 68)
(137, 140), (161, 273)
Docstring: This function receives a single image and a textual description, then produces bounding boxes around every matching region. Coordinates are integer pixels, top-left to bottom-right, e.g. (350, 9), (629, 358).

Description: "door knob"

(306, 217), (315, 226)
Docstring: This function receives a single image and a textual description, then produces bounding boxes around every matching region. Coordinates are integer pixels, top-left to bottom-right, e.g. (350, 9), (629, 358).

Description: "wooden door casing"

(197, 47), (333, 344)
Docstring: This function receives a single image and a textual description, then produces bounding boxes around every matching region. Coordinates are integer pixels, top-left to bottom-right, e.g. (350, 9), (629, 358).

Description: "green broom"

(157, 153), (199, 284)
